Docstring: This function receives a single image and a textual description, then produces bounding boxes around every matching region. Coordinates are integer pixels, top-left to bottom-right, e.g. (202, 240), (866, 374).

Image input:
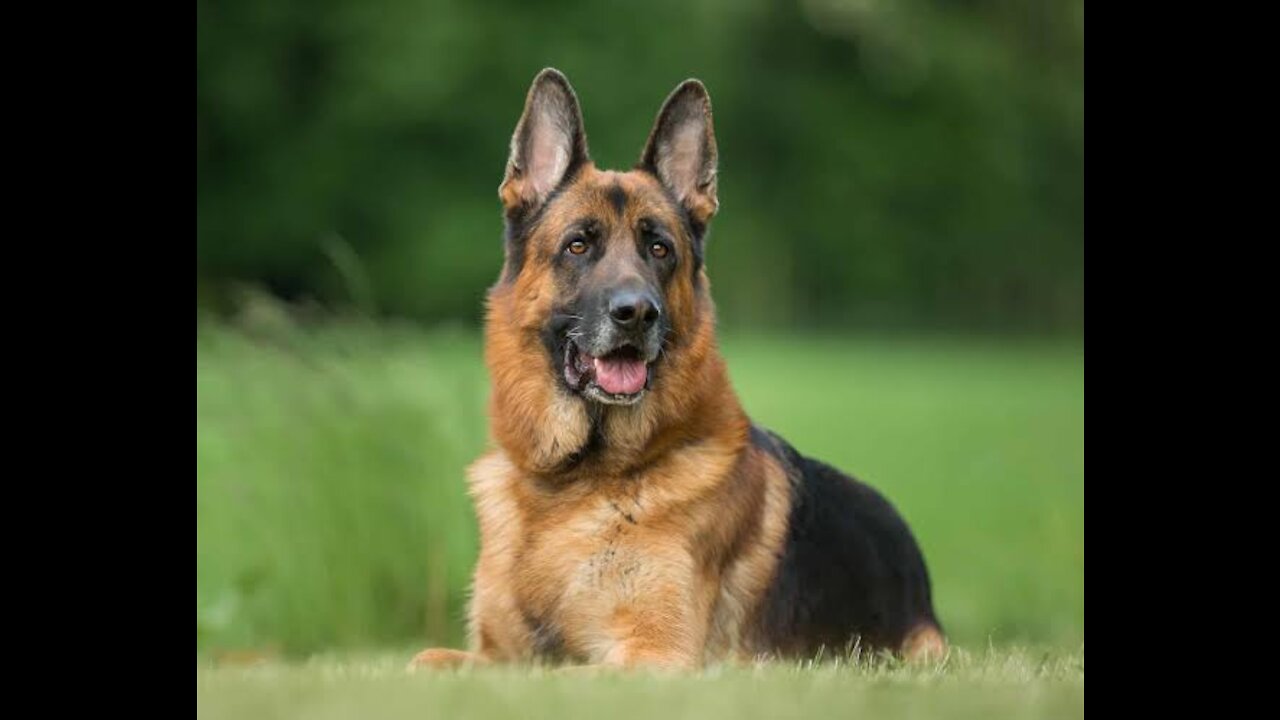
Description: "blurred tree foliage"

(197, 0), (1082, 333)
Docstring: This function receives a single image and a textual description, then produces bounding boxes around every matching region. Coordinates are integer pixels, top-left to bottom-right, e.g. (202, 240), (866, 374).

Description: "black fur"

(749, 425), (940, 658)
(521, 608), (568, 662)
(607, 182), (628, 215)
(637, 167), (706, 282)
(500, 163), (587, 283)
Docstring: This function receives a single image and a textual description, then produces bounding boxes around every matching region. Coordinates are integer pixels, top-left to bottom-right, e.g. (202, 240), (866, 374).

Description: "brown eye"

(567, 239), (588, 255)
(650, 242), (669, 259)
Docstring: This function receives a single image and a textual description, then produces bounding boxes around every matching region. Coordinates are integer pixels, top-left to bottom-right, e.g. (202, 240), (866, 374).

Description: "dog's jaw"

(563, 339), (653, 406)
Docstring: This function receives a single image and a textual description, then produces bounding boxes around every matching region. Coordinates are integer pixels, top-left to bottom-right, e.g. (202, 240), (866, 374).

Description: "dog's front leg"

(592, 577), (718, 671)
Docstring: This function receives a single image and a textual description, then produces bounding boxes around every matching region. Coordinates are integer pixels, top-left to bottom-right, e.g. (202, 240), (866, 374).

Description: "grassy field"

(198, 647), (1083, 720)
(196, 317), (1083, 660)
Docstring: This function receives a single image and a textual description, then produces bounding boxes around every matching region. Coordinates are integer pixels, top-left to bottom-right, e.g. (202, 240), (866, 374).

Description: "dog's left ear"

(639, 80), (719, 228)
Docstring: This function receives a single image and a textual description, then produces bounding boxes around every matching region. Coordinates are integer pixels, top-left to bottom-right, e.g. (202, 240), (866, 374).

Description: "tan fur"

(407, 648), (489, 670)
(901, 623), (948, 663)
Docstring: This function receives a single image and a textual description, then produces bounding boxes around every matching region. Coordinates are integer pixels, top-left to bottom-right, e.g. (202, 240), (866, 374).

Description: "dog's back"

(749, 426), (943, 659)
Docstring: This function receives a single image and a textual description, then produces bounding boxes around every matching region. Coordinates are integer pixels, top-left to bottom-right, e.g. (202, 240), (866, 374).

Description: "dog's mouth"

(564, 340), (653, 405)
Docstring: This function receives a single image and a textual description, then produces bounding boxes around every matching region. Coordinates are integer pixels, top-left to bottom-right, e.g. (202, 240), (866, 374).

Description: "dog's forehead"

(574, 168), (674, 217)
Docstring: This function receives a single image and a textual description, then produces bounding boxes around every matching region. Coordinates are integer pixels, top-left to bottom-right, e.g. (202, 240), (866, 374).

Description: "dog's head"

(491, 69), (720, 408)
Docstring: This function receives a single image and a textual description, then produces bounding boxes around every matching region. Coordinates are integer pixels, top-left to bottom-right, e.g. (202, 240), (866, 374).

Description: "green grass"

(197, 647), (1083, 720)
(197, 317), (1082, 657)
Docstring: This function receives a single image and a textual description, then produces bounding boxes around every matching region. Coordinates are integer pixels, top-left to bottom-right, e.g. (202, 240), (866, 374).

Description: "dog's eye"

(649, 242), (669, 259)
(567, 239), (589, 255)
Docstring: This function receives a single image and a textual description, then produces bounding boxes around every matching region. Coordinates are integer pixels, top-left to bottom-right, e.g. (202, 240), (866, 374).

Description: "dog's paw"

(406, 648), (490, 672)
(551, 663), (616, 677)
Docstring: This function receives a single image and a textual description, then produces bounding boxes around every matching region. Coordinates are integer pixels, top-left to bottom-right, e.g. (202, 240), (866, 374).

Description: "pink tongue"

(593, 356), (647, 395)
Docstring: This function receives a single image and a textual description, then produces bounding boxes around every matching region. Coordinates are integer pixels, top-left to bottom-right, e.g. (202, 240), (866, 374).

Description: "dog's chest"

(514, 493), (689, 656)
(526, 496), (649, 597)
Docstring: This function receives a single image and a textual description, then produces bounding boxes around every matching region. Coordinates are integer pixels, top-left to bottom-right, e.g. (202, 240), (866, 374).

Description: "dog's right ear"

(499, 69), (590, 216)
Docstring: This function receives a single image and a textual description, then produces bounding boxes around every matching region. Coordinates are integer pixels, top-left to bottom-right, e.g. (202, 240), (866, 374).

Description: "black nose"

(608, 290), (661, 330)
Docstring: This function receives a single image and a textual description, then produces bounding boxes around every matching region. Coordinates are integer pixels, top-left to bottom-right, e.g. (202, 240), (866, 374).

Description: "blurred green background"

(196, 0), (1083, 659)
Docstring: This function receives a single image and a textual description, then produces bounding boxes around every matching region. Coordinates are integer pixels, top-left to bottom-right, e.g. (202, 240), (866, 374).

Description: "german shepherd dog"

(409, 69), (945, 670)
